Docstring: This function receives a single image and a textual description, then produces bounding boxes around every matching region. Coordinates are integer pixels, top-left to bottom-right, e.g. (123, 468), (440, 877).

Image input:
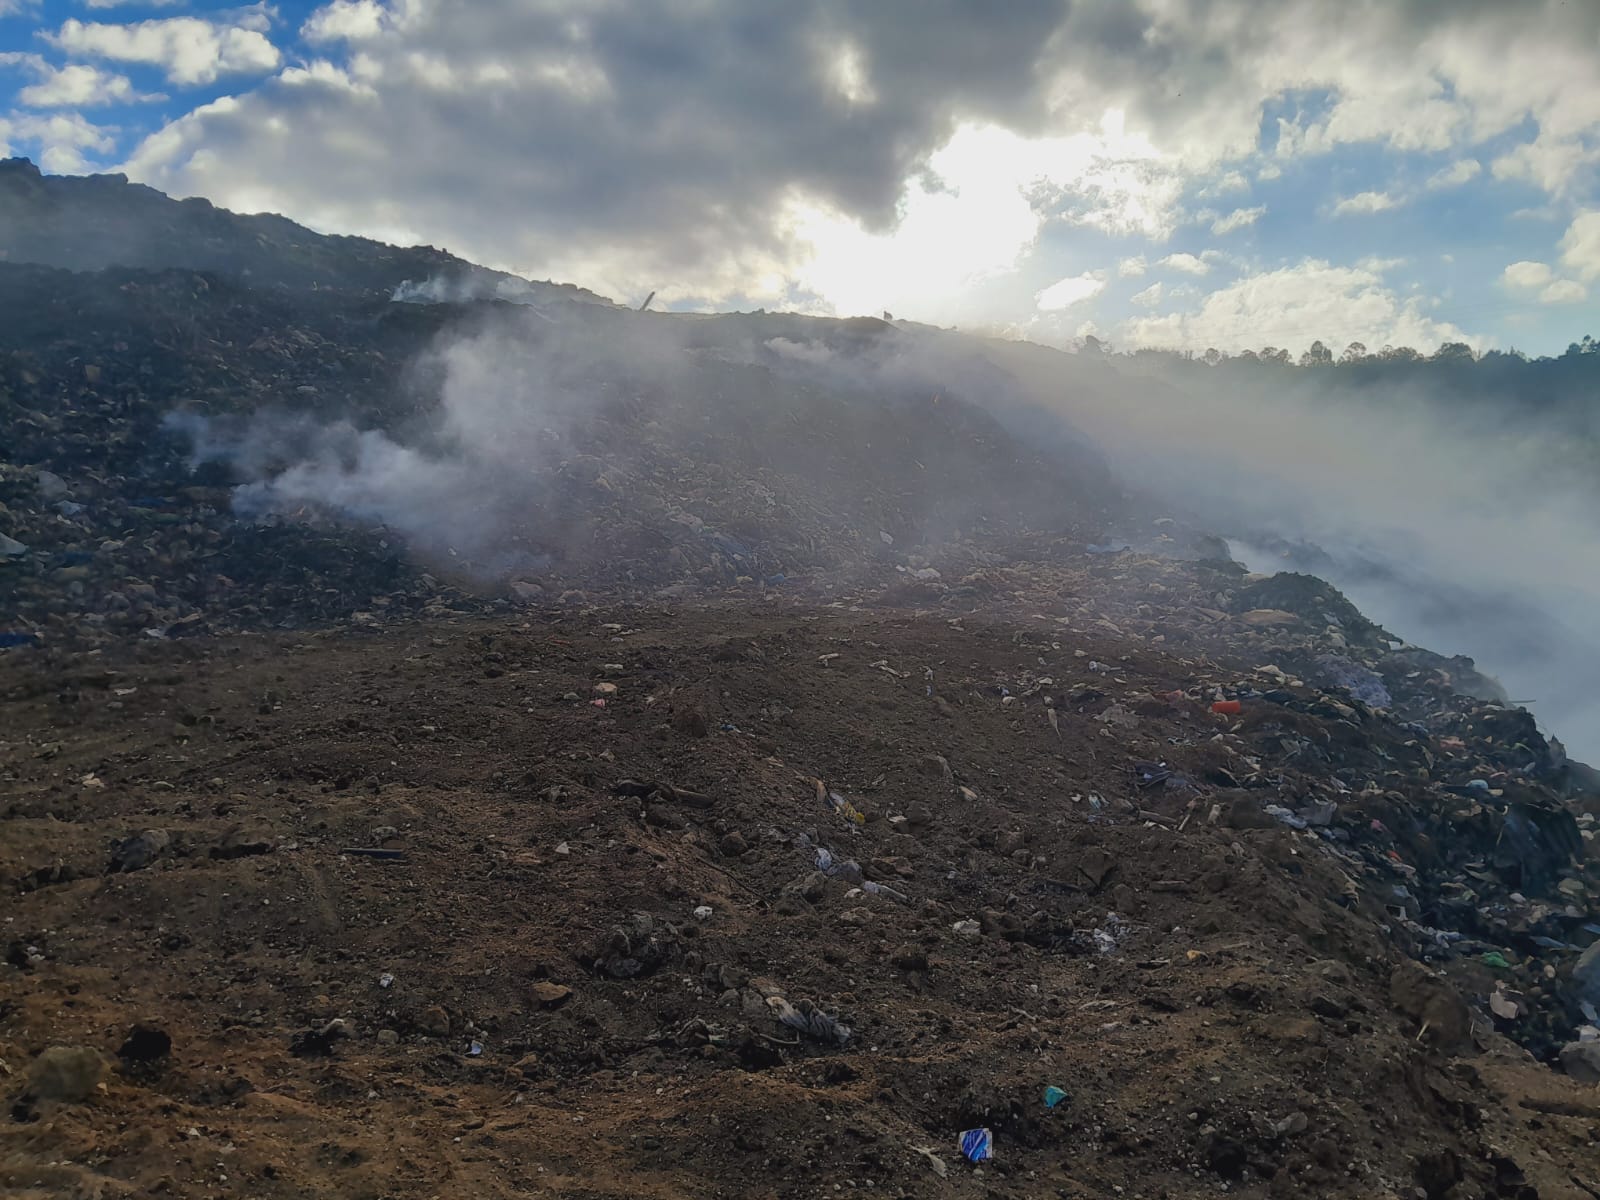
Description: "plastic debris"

(958, 1127), (993, 1164)
(827, 790), (867, 825)
(1043, 1085), (1068, 1108)
(1264, 804), (1308, 830)
(1212, 699), (1242, 715)
(767, 996), (851, 1046)
(1481, 951), (1512, 970)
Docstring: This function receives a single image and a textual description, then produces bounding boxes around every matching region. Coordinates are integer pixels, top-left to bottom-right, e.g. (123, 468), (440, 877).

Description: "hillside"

(3, 165), (1600, 1200)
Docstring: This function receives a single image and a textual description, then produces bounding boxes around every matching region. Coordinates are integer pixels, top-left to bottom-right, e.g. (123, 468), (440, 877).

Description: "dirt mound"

(3, 583), (1598, 1198)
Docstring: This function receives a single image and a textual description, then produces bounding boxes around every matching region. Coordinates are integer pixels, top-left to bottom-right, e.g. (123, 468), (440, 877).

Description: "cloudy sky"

(1, 0), (1597, 356)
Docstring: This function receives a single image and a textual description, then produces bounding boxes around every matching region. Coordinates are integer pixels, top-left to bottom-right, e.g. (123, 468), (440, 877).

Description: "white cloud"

(1426, 159), (1480, 189)
(1501, 260), (1554, 290)
(1332, 190), (1398, 216)
(1198, 170), (1249, 198)
(1130, 281), (1164, 308)
(85, 0), (184, 7)
(17, 63), (147, 108)
(1035, 271), (1106, 311)
(1559, 211), (1600, 282)
(1492, 139), (1600, 196)
(1539, 279), (1587, 304)
(1124, 259), (1476, 354)
(97, 1), (1600, 320)
(1158, 252), (1210, 275)
(1117, 255), (1147, 278)
(302, 1), (387, 44)
(2, 110), (116, 173)
(50, 15), (280, 86)
(1211, 205), (1263, 235)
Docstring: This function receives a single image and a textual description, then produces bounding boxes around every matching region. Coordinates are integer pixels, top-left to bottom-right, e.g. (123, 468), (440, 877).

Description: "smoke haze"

(175, 302), (1599, 761)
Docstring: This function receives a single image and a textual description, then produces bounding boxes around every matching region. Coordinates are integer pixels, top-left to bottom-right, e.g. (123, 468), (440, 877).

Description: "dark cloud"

(123, 0), (1599, 303)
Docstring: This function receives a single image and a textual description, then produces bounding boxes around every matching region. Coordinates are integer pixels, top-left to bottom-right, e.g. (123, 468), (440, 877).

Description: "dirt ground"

(4, 592), (1600, 1199)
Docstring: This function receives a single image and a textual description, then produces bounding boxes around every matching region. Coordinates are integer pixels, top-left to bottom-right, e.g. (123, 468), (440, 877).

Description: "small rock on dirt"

(29, 1046), (106, 1102)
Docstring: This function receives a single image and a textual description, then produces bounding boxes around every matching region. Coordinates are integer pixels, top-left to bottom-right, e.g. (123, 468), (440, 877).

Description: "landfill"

(3, 160), (1600, 1199)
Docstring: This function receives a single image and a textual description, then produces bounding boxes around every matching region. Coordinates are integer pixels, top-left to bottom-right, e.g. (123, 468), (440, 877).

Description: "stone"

(116, 1024), (171, 1063)
(1559, 1040), (1600, 1084)
(531, 982), (573, 1009)
(1573, 940), (1600, 1006)
(29, 1046), (106, 1102)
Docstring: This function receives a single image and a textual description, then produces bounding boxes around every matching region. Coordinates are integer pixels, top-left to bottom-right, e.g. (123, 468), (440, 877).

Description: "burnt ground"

(4, 575), (1600, 1199)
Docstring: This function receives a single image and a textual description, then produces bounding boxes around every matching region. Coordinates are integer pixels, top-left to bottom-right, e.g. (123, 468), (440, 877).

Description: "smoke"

(176, 308), (697, 579)
(170, 302), (1598, 762)
(993, 348), (1600, 761)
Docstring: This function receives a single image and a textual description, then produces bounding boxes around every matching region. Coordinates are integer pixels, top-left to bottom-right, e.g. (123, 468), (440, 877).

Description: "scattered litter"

(1043, 1085), (1068, 1108)
(958, 1127), (993, 1164)
(1264, 804), (1308, 830)
(1212, 699), (1242, 715)
(767, 996), (851, 1046)
(826, 789), (867, 825)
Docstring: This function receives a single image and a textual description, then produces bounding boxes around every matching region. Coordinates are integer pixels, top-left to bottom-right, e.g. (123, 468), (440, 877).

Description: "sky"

(0, 0), (1597, 357)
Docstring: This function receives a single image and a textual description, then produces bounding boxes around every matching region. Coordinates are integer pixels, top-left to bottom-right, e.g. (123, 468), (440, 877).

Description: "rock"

(290, 1019), (351, 1057)
(866, 855), (914, 879)
(1388, 964), (1471, 1048)
(28, 1046), (106, 1101)
(672, 702), (710, 738)
(1076, 847), (1117, 890)
(210, 824), (274, 860)
(1560, 1040), (1600, 1083)
(718, 831), (749, 857)
(1573, 940), (1600, 1006)
(532, 981), (573, 1009)
(116, 1024), (171, 1064)
(107, 828), (170, 873)
(376, 1028), (400, 1046)
(890, 943), (930, 972)
(997, 830), (1027, 856)
(593, 681), (618, 697)
(417, 1006), (451, 1037)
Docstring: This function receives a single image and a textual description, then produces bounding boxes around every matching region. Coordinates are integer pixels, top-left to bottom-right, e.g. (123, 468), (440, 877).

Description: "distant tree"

(1202, 347), (1223, 366)
(1299, 339), (1333, 366)
(1259, 346), (1290, 364)
(1081, 334), (1107, 356)
(1236, 349), (1259, 362)
(1380, 345), (1422, 362)
(1340, 341), (1367, 364)
(1432, 341), (1476, 363)
(1562, 334), (1597, 356)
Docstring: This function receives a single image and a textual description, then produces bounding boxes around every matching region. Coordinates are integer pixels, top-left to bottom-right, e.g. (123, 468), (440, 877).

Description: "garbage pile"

(0, 252), (1126, 644)
(938, 548), (1600, 1069)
